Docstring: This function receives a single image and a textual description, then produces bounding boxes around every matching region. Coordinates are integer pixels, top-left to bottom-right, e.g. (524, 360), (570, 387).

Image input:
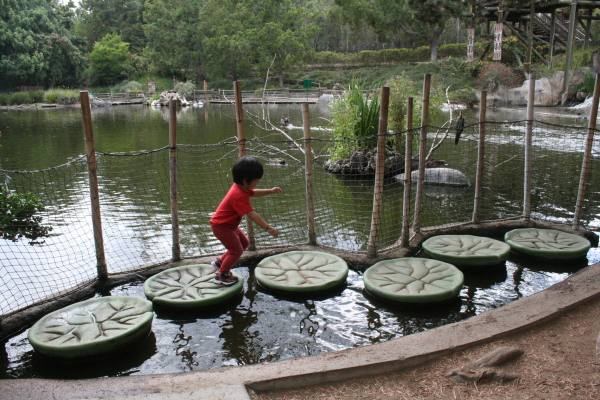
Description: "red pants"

(210, 223), (249, 273)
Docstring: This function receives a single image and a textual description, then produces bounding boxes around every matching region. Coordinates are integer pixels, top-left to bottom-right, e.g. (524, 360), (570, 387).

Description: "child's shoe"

(213, 271), (238, 286)
(211, 259), (221, 270)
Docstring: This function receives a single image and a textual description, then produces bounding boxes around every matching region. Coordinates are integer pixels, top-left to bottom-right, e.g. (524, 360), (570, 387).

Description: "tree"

(334, 0), (468, 62)
(88, 33), (132, 86)
(143, 0), (203, 81)
(0, 0), (87, 90)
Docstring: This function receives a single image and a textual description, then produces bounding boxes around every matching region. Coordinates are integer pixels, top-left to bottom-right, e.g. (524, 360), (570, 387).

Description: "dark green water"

(1, 103), (599, 379)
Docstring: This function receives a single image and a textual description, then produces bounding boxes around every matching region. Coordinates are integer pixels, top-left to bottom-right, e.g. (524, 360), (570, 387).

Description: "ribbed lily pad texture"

(505, 228), (591, 260)
(144, 264), (243, 308)
(27, 296), (153, 359)
(422, 235), (511, 267)
(364, 258), (464, 304)
(255, 251), (349, 292)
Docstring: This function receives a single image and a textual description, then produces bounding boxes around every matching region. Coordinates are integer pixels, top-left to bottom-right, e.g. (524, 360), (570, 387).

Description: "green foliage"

(0, 185), (52, 245)
(328, 81), (380, 160)
(112, 80), (143, 94)
(476, 62), (523, 92)
(578, 72), (596, 93)
(173, 81), (196, 99)
(0, 93), (9, 106)
(88, 33), (132, 86)
(44, 89), (79, 104)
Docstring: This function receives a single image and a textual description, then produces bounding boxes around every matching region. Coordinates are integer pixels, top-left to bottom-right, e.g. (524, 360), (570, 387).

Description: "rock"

(317, 94), (334, 104)
(323, 148), (406, 177)
(152, 90), (191, 107)
(396, 167), (470, 187)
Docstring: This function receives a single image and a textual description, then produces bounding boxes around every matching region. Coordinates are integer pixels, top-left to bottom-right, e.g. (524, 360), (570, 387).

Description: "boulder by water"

(396, 167), (470, 187)
(151, 90), (192, 107)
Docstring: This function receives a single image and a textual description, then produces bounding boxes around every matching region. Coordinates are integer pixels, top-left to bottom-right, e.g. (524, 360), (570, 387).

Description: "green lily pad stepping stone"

(255, 251), (348, 293)
(364, 258), (464, 304)
(422, 235), (511, 267)
(504, 228), (591, 260)
(27, 296), (153, 359)
(144, 264), (243, 308)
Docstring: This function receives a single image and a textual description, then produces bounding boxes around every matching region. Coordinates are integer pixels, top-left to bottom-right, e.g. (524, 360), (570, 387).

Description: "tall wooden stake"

(234, 81), (255, 249)
(573, 73), (600, 229)
(302, 103), (317, 245)
(399, 97), (414, 246)
(367, 87), (390, 257)
(524, 74), (535, 221)
(413, 74), (431, 234)
(472, 91), (487, 223)
(80, 91), (107, 280)
(169, 99), (181, 261)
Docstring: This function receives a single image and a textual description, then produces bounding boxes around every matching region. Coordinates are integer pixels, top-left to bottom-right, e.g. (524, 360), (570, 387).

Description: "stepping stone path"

(363, 258), (464, 304)
(144, 264), (243, 308)
(422, 235), (511, 268)
(505, 228), (591, 260)
(27, 296), (153, 359)
(255, 251), (348, 293)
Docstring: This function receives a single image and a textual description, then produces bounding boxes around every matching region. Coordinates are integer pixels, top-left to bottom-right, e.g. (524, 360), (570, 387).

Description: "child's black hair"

(232, 156), (264, 185)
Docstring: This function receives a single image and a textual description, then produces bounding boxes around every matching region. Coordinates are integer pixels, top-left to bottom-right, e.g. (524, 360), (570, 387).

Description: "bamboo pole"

(573, 73), (600, 229)
(523, 74), (535, 221)
(169, 99), (181, 261)
(412, 74), (431, 234)
(80, 91), (107, 281)
(399, 97), (414, 246)
(234, 81), (255, 249)
(472, 91), (487, 223)
(302, 103), (317, 245)
(367, 87), (390, 257)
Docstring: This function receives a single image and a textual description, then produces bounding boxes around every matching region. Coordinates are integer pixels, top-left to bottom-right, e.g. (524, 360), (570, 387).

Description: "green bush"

(174, 81), (196, 99)
(9, 92), (32, 105)
(44, 89), (79, 105)
(0, 93), (9, 106)
(578, 72), (596, 93)
(112, 80), (143, 94)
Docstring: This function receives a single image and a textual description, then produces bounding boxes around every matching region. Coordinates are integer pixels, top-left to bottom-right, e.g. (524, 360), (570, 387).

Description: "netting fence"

(1, 115), (599, 319)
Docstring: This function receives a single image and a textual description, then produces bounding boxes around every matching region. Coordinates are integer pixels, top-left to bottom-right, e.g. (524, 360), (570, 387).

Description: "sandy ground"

(253, 295), (600, 400)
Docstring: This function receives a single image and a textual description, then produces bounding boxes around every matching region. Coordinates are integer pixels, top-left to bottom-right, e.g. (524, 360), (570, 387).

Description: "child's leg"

(211, 224), (249, 273)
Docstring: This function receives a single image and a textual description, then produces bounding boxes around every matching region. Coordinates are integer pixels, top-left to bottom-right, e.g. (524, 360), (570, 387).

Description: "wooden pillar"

(563, 0), (578, 103)
(302, 103), (317, 245)
(526, 1), (534, 65)
(573, 73), (600, 229)
(548, 11), (557, 69)
(412, 74), (431, 234)
(367, 87), (390, 258)
(169, 99), (181, 261)
(472, 91), (487, 223)
(524, 74), (535, 221)
(399, 97), (414, 246)
(80, 91), (108, 281)
(234, 81), (255, 249)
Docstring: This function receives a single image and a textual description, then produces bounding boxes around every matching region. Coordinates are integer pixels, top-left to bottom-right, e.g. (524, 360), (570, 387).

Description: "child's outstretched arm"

(253, 187), (282, 197)
(246, 211), (278, 238)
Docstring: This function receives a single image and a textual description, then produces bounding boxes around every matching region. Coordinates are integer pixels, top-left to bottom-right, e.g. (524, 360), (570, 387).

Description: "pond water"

(0, 102), (599, 379)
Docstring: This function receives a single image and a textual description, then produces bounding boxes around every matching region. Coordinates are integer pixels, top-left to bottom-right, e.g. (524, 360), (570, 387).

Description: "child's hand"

(266, 226), (279, 238)
(271, 187), (283, 194)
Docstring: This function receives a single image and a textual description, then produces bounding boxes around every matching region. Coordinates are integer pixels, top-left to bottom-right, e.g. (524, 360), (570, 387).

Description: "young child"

(210, 156), (282, 285)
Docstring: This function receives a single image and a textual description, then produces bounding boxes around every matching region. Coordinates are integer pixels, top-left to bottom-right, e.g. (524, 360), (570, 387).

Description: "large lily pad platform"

(363, 258), (464, 304)
(144, 264), (243, 308)
(505, 228), (591, 260)
(255, 251), (348, 293)
(422, 235), (511, 268)
(27, 296), (153, 359)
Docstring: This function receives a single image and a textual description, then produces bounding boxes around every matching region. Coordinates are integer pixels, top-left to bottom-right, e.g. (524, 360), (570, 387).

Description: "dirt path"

(254, 296), (600, 400)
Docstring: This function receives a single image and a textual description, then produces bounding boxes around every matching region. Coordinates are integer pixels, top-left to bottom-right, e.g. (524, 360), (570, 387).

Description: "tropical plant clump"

(0, 185), (52, 245)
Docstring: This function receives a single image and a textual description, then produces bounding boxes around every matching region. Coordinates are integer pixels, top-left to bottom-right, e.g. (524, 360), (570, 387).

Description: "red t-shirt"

(210, 183), (254, 228)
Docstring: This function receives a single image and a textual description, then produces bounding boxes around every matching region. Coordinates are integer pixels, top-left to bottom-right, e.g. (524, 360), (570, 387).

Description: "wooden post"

(412, 74), (431, 234)
(526, 1), (534, 65)
(367, 87), (390, 257)
(234, 81), (255, 249)
(80, 91), (107, 281)
(169, 99), (181, 261)
(573, 73), (600, 229)
(548, 11), (557, 69)
(302, 103), (317, 245)
(472, 91), (487, 223)
(563, 0), (578, 104)
(399, 97), (414, 246)
(524, 74), (535, 221)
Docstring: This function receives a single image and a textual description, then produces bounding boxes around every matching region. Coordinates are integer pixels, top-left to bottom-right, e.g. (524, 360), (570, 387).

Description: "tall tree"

(76, 0), (146, 54)
(0, 0), (87, 90)
(334, 0), (468, 61)
(88, 33), (132, 86)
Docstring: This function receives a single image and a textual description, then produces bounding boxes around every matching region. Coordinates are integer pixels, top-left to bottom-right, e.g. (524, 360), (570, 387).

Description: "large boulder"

(151, 90), (191, 107)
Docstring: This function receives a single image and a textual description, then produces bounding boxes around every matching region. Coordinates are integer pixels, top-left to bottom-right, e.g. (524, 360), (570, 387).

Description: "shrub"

(476, 62), (522, 92)
(44, 89), (79, 105)
(0, 93), (9, 106)
(174, 81), (196, 99)
(578, 72), (596, 93)
(113, 80), (143, 94)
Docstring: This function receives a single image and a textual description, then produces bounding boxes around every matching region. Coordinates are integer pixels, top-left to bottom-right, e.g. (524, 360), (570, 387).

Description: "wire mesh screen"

(0, 158), (96, 315)
(96, 148), (172, 273)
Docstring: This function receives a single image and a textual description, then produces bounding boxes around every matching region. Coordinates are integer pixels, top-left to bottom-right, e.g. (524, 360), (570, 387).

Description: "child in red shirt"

(210, 156), (282, 285)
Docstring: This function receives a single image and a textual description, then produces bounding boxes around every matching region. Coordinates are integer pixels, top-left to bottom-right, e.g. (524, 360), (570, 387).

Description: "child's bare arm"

(253, 187), (283, 197)
(246, 211), (278, 238)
